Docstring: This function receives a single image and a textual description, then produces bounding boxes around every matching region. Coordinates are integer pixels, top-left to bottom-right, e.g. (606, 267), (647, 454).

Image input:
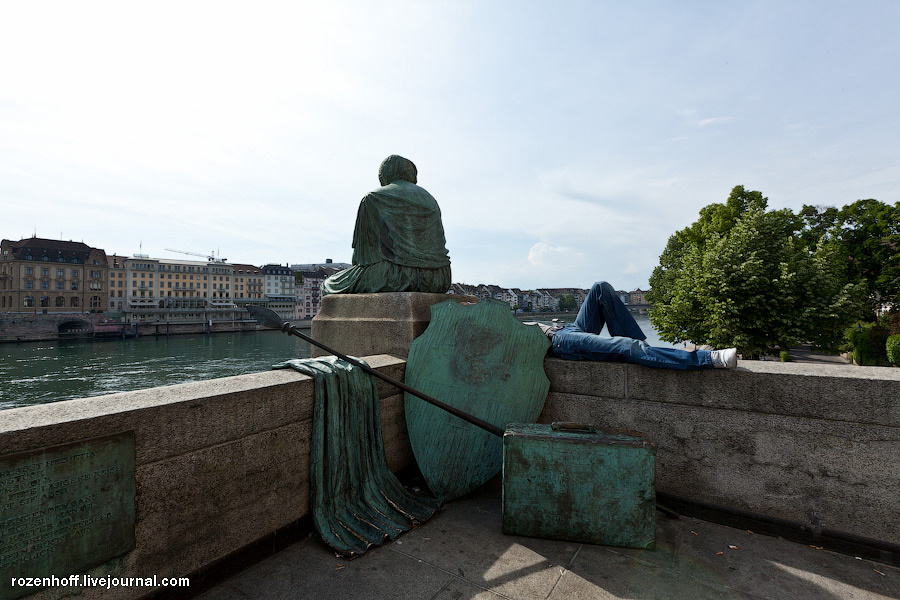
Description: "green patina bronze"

(322, 155), (451, 295)
(275, 356), (439, 557)
(0, 432), (135, 600)
(404, 299), (550, 502)
(502, 423), (656, 549)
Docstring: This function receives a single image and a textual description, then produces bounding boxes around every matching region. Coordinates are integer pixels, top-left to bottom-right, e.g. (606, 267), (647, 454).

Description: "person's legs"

(575, 281), (646, 340)
(552, 328), (713, 370)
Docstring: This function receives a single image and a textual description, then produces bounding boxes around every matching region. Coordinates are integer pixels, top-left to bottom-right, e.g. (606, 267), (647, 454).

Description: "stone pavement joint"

(198, 477), (899, 600)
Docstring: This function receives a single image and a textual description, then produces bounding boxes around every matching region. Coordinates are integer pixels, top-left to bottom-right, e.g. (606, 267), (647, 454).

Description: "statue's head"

(378, 155), (418, 186)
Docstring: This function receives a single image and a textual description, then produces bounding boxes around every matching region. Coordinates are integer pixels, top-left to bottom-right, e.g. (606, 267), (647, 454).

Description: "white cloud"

(698, 116), (735, 127)
(527, 242), (584, 267)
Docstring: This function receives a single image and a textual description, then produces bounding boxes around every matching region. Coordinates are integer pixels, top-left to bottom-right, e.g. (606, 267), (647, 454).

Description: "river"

(1, 314), (674, 411)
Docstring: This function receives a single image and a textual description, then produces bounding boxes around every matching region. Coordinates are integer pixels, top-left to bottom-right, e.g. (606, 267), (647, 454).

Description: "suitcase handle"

(551, 422), (595, 434)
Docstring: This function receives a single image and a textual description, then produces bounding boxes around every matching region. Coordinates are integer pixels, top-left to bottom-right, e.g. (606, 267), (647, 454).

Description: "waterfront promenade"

(197, 476), (899, 600)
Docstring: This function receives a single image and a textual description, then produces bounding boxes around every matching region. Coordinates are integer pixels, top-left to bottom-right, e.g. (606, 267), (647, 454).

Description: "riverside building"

(294, 268), (329, 319)
(0, 237), (109, 313)
(262, 264), (296, 321)
(119, 256), (238, 324)
(231, 264), (266, 312)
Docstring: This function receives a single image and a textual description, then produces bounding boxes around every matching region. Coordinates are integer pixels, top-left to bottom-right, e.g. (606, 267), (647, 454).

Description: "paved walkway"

(199, 478), (898, 600)
(787, 346), (852, 365)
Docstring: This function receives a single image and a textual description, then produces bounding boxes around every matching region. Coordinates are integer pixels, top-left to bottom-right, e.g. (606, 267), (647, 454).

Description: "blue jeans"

(551, 282), (714, 370)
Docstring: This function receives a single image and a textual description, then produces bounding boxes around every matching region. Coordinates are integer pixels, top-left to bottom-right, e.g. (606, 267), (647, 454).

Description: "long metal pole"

(278, 321), (505, 438)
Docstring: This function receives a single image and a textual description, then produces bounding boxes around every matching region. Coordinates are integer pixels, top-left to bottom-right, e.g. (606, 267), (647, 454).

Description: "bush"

(888, 334), (900, 366)
(845, 322), (890, 366)
(879, 311), (900, 335)
(779, 350), (792, 362)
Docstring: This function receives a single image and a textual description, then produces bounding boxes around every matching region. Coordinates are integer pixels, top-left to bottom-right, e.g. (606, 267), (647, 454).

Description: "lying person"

(528, 281), (737, 370)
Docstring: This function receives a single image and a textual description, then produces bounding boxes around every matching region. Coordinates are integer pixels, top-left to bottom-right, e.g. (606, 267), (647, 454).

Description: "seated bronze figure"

(322, 155), (451, 295)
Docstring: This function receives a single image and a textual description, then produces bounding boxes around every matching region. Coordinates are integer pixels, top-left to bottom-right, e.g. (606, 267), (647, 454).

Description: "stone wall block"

(134, 421), (310, 575)
(625, 362), (900, 427)
(0, 370), (315, 462)
(543, 357), (626, 398)
(311, 292), (477, 359)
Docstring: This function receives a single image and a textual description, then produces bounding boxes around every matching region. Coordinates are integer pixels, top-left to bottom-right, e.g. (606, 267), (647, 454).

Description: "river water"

(1, 314), (673, 411)
(0, 330), (312, 410)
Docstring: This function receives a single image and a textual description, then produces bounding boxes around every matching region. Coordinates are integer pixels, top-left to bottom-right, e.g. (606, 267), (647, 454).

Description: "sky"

(1, 1), (897, 291)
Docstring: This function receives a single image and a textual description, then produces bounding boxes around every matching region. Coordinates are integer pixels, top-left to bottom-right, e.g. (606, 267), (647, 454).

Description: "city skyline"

(2, 1), (897, 291)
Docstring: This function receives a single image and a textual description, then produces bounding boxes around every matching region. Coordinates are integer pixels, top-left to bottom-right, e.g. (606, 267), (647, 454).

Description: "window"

(57, 269), (64, 277)
(56, 297), (65, 307)
(72, 269), (79, 277)
(41, 268), (49, 276)
(70, 297), (79, 307)
(57, 281), (64, 290)
(90, 296), (101, 308)
(26, 267), (33, 275)
(25, 280), (33, 289)
(71, 282), (78, 290)
(40, 296), (50, 307)
(41, 281), (49, 289)
(24, 296), (34, 307)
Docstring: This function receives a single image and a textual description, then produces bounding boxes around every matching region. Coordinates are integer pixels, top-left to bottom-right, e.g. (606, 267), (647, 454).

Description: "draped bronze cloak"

(322, 180), (451, 295)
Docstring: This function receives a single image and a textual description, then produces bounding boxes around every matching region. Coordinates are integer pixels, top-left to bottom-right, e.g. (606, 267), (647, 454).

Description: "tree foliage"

(558, 294), (577, 311)
(648, 186), (866, 358)
(799, 199), (900, 311)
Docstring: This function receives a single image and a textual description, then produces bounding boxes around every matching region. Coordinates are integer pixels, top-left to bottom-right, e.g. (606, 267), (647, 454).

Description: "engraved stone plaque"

(0, 432), (136, 600)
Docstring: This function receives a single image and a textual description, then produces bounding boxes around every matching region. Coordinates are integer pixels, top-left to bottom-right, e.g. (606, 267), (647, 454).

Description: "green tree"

(649, 186), (864, 358)
(558, 294), (576, 311)
(799, 199), (900, 312)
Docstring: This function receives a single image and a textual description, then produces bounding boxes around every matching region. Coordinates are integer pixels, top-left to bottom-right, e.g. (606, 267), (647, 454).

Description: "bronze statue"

(322, 155), (451, 295)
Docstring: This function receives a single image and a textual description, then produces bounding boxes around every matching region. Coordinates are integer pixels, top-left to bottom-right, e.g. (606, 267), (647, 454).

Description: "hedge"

(888, 334), (900, 367)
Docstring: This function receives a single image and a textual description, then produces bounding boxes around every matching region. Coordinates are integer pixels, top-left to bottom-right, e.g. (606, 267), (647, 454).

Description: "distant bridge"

(626, 303), (652, 315)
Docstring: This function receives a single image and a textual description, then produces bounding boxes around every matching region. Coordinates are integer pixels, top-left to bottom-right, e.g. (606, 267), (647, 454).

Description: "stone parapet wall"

(0, 356), (413, 600)
(2, 357), (897, 599)
(539, 358), (900, 544)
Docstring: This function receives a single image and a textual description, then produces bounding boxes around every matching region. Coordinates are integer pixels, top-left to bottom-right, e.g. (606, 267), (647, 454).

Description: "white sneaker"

(711, 348), (737, 369)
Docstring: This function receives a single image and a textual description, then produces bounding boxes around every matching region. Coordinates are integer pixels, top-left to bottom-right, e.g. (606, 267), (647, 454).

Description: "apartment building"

(294, 268), (328, 319)
(231, 264), (265, 312)
(118, 256), (237, 323)
(0, 237), (109, 313)
(108, 254), (127, 313)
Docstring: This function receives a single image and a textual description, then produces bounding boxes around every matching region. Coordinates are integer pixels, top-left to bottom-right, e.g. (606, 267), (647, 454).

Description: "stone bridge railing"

(1, 357), (898, 599)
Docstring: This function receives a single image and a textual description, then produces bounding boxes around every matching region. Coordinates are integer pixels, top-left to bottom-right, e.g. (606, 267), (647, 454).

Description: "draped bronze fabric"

(322, 156), (451, 295)
(274, 356), (440, 556)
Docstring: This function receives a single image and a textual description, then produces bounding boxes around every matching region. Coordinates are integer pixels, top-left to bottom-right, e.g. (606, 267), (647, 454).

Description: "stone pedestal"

(311, 292), (478, 359)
